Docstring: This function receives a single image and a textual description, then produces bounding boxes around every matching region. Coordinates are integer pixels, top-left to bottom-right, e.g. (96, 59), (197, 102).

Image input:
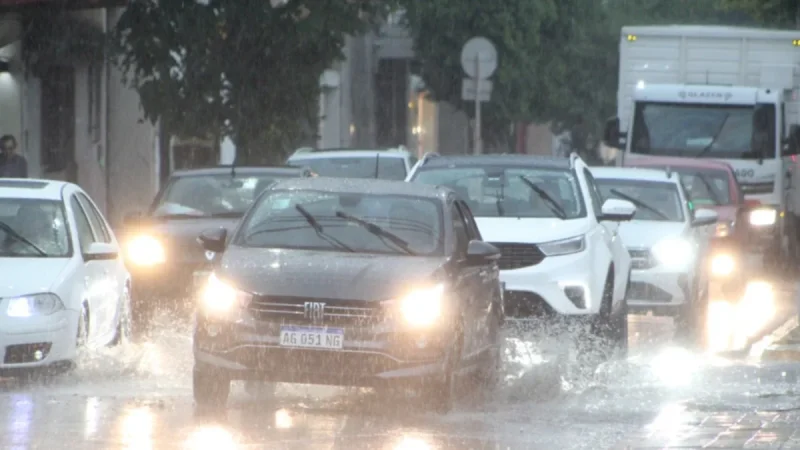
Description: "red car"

(622, 156), (750, 297)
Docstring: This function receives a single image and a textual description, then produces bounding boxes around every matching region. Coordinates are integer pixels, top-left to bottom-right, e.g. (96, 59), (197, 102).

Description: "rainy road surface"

(0, 284), (795, 450)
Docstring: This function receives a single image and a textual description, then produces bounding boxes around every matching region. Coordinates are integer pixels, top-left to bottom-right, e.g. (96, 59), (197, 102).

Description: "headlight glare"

(714, 221), (733, 237)
(125, 235), (166, 266)
(749, 208), (777, 226)
(651, 238), (694, 269)
(6, 293), (64, 317)
(200, 273), (252, 313)
(538, 235), (586, 256)
(710, 253), (735, 276)
(396, 284), (444, 327)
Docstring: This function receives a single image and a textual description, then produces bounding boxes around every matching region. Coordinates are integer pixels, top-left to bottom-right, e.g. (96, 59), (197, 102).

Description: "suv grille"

(248, 296), (384, 325)
(489, 243), (546, 270)
(628, 248), (656, 270)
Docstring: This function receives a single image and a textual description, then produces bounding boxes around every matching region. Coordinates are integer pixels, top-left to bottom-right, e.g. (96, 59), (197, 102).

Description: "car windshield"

(288, 156), (407, 180)
(0, 199), (70, 257)
(631, 166), (732, 206)
(236, 189), (443, 255)
(411, 166), (585, 219)
(152, 173), (293, 218)
(596, 179), (685, 222)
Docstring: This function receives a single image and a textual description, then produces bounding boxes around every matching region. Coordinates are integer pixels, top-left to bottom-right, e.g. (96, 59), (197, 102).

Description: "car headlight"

(749, 208), (777, 227)
(5, 293), (64, 317)
(538, 235), (586, 256)
(714, 220), (734, 237)
(125, 235), (166, 266)
(386, 284), (445, 327)
(651, 238), (694, 269)
(200, 273), (252, 313)
(710, 253), (735, 277)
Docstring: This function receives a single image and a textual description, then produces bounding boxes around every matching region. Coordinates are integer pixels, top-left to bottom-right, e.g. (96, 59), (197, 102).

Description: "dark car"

(192, 177), (503, 412)
(120, 166), (314, 324)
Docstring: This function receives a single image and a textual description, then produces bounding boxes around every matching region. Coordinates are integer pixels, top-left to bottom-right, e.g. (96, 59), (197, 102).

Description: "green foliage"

(719, 0), (799, 26)
(111, 0), (390, 163)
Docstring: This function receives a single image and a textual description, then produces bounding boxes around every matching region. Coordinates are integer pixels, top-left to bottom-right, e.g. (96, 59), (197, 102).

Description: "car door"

(68, 195), (109, 345)
(75, 192), (122, 339)
(449, 200), (484, 362)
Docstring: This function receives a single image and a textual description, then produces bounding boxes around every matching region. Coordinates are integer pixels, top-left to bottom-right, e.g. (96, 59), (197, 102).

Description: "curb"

(759, 316), (800, 361)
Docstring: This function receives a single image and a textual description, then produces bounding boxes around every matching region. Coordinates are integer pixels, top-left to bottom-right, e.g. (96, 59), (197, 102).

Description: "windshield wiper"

(0, 220), (47, 256)
(609, 188), (670, 220)
(518, 176), (567, 219)
(154, 213), (205, 220)
(209, 211), (245, 218)
(334, 210), (415, 255)
(294, 205), (355, 252)
(696, 113), (730, 159)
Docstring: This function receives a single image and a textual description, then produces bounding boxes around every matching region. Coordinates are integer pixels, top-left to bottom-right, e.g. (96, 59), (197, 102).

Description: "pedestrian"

(0, 134), (27, 178)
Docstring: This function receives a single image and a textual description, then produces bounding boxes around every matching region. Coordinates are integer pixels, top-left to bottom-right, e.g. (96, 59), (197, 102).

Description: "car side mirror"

(83, 242), (118, 261)
(198, 227), (228, 253)
(600, 198), (636, 221)
(784, 124), (800, 156)
(602, 116), (622, 148)
(465, 240), (500, 265)
(692, 208), (718, 227)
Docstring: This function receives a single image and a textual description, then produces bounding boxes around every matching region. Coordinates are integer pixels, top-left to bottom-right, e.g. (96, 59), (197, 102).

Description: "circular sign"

(460, 37), (497, 79)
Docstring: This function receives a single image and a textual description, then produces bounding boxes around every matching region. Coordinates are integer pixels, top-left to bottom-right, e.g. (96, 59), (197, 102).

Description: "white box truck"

(602, 25), (800, 269)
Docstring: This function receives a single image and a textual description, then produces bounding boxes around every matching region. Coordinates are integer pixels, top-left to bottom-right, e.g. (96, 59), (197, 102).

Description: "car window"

(412, 166), (586, 219)
(0, 198), (71, 257)
(628, 165), (733, 206)
(596, 179), (685, 222)
(237, 189), (444, 256)
(71, 196), (97, 253)
(455, 200), (481, 240)
(76, 193), (111, 243)
(288, 156), (408, 180)
(450, 203), (469, 255)
(583, 168), (604, 214)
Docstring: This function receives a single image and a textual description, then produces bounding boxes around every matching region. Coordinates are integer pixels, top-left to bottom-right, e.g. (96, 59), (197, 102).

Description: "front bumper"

(0, 309), (79, 374)
(626, 267), (691, 313)
(193, 314), (455, 387)
(500, 251), (596, 317)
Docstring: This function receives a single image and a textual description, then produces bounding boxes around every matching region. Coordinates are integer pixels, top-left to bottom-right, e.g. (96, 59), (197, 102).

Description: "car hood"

(618, 221), (688, 249)
(130, 217), (241, 264)
(475, 217), (588, 244)
(0, 258), (70, 297)
(219, 248), (445, 301)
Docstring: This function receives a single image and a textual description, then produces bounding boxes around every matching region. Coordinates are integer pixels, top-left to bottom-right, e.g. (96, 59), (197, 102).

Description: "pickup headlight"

(749, 208), (777, 227)
(200, 273), (252, 313)
(125, 235), (166, 266)
(715, 220), (734, 238)
(384, 284), (445, 327)
(538, 236), (586, 256)
(651, 238), (694, 270)
(710, 253), (735, 277)
(5, 293), (64, 317)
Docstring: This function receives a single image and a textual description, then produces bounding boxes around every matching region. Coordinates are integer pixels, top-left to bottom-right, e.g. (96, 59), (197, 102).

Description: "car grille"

(627, 282), (673, 302)
(248, 296), (384, 325)
(489, 243), (546, 270)
(628, 248), (656, 270)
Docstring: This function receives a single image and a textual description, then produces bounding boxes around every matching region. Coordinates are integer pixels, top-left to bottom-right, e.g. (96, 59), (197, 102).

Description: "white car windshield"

(288, 156), (407, 180)
(236, 189), (443, 256)
(412, 166), (586, 219)
(596, 179), (685, 222)
(0, 199), (70, 257)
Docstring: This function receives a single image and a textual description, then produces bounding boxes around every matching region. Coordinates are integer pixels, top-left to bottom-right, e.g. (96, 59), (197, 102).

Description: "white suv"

(590, 167), (718, 337)
(286, 146), (417, 180)
(406, 153), (636, 345)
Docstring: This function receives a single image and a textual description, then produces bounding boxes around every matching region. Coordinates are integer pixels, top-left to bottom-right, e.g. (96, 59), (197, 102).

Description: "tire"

(193, 365), (230, 409)
(110, 288), (132, 347)
(76, 305), (89, 349)
(591, 273), (614, 339)
(613, 299), (629, 357)
(421, 330), (462, 414)
(675, 271), (708, 346)
(474, 310), (503, 391)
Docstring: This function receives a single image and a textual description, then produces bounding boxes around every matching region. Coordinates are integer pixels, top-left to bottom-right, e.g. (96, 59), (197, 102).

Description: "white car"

(591, 167), (718, 336)
(406, 153), (636, 345)
(0, 179), (131, 375)
(286, 146), (417, 180)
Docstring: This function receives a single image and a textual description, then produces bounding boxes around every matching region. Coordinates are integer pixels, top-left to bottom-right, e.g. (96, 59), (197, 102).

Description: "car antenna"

(374, 152), (380, 178)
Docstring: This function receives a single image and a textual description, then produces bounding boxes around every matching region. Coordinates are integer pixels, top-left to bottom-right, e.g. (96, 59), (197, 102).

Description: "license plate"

(279, 325), (344, 350)
(192, 270), (211, 288)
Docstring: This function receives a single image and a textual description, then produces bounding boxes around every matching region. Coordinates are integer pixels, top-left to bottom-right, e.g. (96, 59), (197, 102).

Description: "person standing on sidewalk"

(0, 134), (28, 178)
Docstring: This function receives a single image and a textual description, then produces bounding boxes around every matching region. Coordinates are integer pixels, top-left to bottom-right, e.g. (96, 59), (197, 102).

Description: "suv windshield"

(411, 166), (586, 219)
(596, 179), (685, 222)
(236, 189), (443, 255)
(0, 199), (70, 257)
(152, 173), (293, 218)
(288, 156), (407, 180)
(631, 166), (732, 206)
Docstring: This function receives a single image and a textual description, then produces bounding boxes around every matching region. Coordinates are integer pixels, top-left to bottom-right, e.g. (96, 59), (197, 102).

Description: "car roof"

(0, 178), (70, 200)
(591, 167), (681, 183)
(170, 166), (305, 177)
(418, 154), (571, 170)
(624, 156), (733, 172)
(270, 177), (449, 200)
(288, 150), (409, 160)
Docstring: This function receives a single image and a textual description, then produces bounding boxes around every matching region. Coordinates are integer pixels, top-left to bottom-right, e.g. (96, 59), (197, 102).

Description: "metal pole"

(474, 54), (482, 155)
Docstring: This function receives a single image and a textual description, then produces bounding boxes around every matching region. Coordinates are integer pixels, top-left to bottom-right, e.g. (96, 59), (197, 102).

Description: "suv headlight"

(200, 273), (252, 313)
(5, 293), (64, 317)
(125, 234), (166, 266)
(651, 238), (694, 270)
(715, 220), (734, 237)
(384, 284), (445, 327)
(749, 208), (777, 227)
(538, 236), (586, 256)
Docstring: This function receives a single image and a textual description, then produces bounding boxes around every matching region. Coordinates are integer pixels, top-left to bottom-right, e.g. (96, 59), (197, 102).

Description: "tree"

(718, 0), (799, 26)
(111, 0), (392, 163)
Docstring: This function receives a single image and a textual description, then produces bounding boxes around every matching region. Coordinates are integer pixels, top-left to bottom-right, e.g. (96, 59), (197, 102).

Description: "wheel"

(612, 299), (629, 357)
(110, 288), (132, 346)
(420, 331), (462, 414)
(193, 365), (230, 409)
(675, 271), (708, 346)
(590, 273), (615, 341)
(474, 310), (503, 391)
(76, 304), (89, 349)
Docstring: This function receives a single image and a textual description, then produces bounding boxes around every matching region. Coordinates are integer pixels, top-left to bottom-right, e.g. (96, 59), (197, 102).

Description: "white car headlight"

(749, 208), (777, 227)
(538, 236), (586, 256)
(651, 238), (694, 269)
(125, 235), (166, 266)
(387, 284), (445, 327)
(6, 293), (64, 317)
(200, 273), (252, 313)
(710, 253), (735, 277)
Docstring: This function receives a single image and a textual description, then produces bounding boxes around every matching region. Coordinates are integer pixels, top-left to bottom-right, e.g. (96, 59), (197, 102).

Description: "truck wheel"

(193, 365), (230, 409)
